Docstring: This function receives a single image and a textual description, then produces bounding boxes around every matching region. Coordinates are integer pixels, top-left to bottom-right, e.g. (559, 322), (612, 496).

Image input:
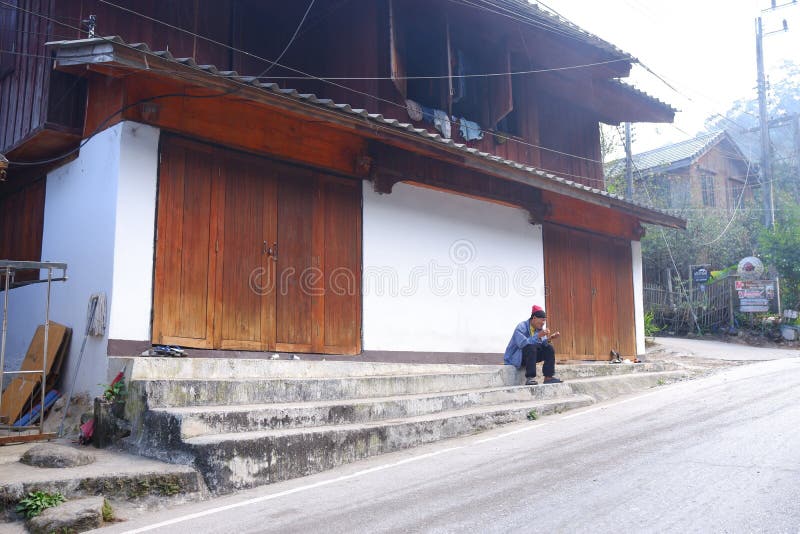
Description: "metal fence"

(644, 276), (736, 334)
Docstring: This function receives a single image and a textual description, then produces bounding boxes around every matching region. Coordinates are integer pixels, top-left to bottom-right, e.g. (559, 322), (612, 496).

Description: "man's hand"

(550, 331), (561, 340)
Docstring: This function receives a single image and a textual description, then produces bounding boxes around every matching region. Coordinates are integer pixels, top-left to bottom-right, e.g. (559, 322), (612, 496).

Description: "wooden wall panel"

(0, 178), (45, 282)
(0, 0), (55, 153)
(121, 77), (366, 177)
(542, 191), (640, 242)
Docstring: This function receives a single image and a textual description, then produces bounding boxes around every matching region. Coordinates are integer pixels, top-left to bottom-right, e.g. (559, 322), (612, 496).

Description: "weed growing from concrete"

(15, 490), (65, 519)
(101, 499), (114, 522)
(527, 409), (538, 421)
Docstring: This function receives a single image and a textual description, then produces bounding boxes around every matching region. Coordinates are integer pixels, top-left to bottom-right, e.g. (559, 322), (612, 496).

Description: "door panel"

(543, 225), (575, 357)
(275, 170), (316, 352)
(321, 178), (362, 354)
(568, 229), (594, 357)
(153, 140), (217, 348)
(216, 155), (276, 350)
(590, 237), (618, 358)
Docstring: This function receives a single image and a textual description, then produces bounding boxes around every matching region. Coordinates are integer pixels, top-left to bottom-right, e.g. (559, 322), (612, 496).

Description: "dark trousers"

(522, 343), (555, 378)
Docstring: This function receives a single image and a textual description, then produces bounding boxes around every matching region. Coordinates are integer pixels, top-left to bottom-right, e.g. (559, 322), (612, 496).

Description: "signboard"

(736, 280), (775, 312)
(692, 266), (710, 284)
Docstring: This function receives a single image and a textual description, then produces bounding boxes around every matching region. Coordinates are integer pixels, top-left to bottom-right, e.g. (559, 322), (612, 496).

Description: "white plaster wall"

(107, 123), (159, 341)
(363, 183), (545, 353)
(632, 240), (645, 355)
(2, 122), (159, 396)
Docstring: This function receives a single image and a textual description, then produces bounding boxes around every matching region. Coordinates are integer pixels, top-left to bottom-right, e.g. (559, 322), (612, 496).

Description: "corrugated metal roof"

(607, 131), (726, 176)
(605, 78), (677, 115)
(46, 36), (684, 228)
(473, 0), (636, 61)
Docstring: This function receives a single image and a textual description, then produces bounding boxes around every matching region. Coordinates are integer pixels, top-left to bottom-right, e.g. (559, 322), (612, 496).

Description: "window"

(390, 0), (449, 110)
(0, 0), (17, 81)
(700, 175), (716, 207)
(729, 180), (745, 210)
(669, 180), (691, 210)
(389, 0), (512, 129)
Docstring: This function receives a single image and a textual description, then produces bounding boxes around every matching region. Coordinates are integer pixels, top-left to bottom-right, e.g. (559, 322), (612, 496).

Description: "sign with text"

(692, 266), (710, 284)
(736, 280), (775, 312)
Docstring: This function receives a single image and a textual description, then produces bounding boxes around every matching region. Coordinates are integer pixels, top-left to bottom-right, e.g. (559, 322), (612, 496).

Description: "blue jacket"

(503, 319), (548, 368)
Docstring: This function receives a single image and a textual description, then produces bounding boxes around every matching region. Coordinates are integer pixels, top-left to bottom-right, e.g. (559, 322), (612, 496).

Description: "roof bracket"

(371, 173), (402, 195)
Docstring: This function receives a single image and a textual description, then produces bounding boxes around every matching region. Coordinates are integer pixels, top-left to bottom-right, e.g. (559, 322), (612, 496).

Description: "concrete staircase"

(122, 358), (687, 493)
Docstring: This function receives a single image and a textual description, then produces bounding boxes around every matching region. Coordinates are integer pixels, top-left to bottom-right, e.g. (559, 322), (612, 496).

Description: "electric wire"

(7, 0), (610, 168)
(1, 0), (318, 167)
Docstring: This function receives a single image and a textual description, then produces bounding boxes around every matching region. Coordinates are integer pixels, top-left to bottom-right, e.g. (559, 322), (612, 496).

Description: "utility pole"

(755, 16), (775, 228)
(624, 122), (633, 200)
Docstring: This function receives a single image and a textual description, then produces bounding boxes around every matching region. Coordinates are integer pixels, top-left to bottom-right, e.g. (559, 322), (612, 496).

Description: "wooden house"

(607, 131), (757, 212)
(0, 0), (683, 393)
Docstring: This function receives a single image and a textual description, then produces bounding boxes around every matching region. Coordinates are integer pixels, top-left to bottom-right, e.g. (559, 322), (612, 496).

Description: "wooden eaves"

(46, 36), (686, 230)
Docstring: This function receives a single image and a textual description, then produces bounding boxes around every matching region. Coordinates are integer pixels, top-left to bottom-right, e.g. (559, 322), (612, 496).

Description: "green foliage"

(15, 490), (65, 519)
(644, 311), (662, 337)
(526, 409), (538, 421)
(641, 207), (761, 283)
(101, 499), (114, 522)
(759, 201), (800, 309)
(100, 379), (126, 403)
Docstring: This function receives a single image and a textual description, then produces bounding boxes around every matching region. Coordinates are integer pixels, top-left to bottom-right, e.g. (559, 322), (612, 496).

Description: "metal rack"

(0, 260), (68, 444)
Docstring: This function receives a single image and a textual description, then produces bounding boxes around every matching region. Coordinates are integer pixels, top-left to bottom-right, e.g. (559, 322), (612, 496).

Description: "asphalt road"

(99, 357), (800, 534)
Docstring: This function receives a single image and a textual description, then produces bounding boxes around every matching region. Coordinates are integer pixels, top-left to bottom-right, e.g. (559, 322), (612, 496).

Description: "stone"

(20, 444), (95, 468)
(27, 496), (105, 534)
(93, 398), (130, 449)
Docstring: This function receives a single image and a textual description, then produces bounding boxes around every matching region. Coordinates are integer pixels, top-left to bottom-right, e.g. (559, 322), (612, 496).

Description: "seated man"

(503, 305), (563, 385)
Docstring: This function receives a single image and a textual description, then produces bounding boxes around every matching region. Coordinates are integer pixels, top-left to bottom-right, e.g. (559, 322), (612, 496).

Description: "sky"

(539, 0), (800, 157)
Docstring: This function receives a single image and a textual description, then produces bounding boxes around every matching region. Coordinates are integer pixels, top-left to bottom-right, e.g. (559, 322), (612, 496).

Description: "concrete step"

(567, 370), (689, 401)
(149, 382), (575, 438)
(131, 370), (510, 408)
(552, 361), (678, 380)
(182, 394), (594, 492)
(129, 361), (680, 409)
(125, 357), (507, 380)
(0, 443), (207, 515)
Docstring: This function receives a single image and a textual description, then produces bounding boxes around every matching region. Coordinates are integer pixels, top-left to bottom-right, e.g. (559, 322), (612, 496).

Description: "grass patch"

(526, 409), (538, 421)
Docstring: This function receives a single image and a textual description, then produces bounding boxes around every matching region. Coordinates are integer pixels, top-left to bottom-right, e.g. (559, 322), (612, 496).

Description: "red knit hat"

(531, 305), (546, 318)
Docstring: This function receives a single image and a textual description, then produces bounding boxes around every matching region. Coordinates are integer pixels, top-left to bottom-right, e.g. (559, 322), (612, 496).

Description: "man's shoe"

(525, 378), (538, 386)
(543, 377), (563, 384)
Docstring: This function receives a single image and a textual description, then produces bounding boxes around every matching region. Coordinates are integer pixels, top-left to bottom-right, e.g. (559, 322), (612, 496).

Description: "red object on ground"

(79, 418), (94, 445)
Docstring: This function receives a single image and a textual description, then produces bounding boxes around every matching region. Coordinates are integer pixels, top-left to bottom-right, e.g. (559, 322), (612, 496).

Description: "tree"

(759, 197), (800, 309)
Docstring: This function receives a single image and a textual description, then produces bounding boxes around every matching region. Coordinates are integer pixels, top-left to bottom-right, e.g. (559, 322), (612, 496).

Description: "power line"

(257, 58), (630, 81)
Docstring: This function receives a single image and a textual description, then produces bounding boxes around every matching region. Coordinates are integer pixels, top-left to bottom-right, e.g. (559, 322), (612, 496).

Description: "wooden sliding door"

(543, 225), (636, 360)
(153, 136), (362, 354)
